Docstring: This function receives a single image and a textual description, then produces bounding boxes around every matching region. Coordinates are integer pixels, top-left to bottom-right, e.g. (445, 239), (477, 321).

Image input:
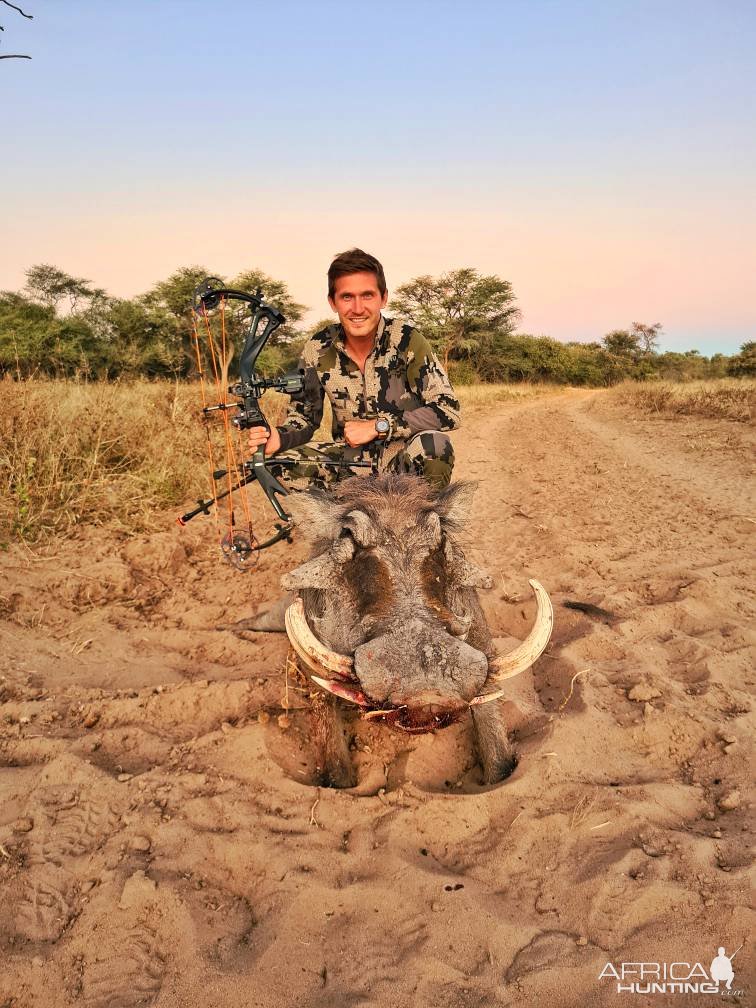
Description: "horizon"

(2, 1), (754, 358)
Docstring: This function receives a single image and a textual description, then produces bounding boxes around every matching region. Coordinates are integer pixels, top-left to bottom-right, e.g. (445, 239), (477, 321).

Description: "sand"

(0, 389), (753, 1007)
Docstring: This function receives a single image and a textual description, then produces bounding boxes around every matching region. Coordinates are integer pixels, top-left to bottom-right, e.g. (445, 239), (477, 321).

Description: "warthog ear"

(284, 489), (342, 542)
(343, 509), (378, 547)
(281, 535), (355, 590)
(281, 555), (334, 590)
(435, 481), (477, 531)
(455, 561), (494, 589)
(422, 511), (442, 545)
(443, 537), (493, 588)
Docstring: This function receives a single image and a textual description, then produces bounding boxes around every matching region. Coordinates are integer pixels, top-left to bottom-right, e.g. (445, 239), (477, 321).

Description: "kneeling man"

(247, 248), (460, 489)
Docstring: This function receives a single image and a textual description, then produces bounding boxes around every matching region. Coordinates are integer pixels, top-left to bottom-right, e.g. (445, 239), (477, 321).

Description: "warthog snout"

(353, 619), (489, 707)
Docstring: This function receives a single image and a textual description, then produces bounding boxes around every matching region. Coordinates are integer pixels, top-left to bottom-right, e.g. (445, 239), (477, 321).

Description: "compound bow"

(177, 277), (302, 568)
(178, 277), (381, 571)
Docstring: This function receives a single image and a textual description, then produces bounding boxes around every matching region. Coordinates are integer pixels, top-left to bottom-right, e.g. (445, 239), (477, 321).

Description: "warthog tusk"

(471, 580), (553, 704)
(284, 598), (355, 680)
(310, 675), (369, 706)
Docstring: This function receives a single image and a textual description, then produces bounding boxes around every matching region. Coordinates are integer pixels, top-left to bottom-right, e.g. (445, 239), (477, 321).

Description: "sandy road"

(0, 389), (753, 1007)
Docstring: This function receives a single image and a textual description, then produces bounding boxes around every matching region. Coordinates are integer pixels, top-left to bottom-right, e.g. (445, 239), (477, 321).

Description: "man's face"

(328, 271), (388, 342)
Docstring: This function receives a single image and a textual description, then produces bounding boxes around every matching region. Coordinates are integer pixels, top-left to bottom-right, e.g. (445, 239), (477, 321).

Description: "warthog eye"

(420, 545), (457, 626)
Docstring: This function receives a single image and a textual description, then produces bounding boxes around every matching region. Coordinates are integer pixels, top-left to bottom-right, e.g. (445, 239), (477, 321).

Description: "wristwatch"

(375, 417), (391, 440)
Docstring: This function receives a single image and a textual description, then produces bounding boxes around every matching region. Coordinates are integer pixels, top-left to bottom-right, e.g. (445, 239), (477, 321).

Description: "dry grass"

(569, 790), (598, 830)
(613, 379), (755, 423)
(0, 379), (294, 543)
(456, 382), (551, 412)
(1, 378), (537, 543)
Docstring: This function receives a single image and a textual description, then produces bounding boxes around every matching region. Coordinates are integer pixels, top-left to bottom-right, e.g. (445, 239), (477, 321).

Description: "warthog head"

(282, 474), (552, 749)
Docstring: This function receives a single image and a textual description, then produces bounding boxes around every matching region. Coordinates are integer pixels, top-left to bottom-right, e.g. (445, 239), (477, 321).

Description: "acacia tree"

(24, 264), (106, 314)
(603, 329), (642, 359)
(632, 322), (662, 354)
(104, 298), (183, 377)
(137, 266), (224, 378)
(229, 268), (307, 345)
(0, 290), (108, 377)
(0, 266), (114, 376)
(389, 268), (521, 371)
(23, 263), (116, 355)
(603, 322), (662, 360)
(140, 266), (308, 377)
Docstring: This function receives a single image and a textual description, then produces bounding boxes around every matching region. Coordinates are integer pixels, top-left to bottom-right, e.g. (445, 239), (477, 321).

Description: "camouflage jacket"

(276, 315), (461, 451)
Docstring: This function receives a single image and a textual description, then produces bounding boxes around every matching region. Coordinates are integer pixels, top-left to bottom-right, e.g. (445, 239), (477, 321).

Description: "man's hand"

(247, 425), (281, 457)
(344, 419), (379, 448)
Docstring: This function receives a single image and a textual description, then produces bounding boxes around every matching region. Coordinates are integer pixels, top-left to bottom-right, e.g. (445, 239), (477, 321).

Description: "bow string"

(178, 277), (301, 569)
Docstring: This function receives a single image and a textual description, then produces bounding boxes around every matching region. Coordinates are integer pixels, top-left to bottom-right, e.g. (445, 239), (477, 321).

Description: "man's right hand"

(247, 426), (281, 457)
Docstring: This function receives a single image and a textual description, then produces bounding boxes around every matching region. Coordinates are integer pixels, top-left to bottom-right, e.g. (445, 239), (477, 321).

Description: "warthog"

(269, 473), (552, 788)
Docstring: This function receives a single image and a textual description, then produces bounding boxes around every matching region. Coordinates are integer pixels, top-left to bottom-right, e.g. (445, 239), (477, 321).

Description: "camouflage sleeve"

(388, 330), (461, 439)
(275, 339), (325, 452)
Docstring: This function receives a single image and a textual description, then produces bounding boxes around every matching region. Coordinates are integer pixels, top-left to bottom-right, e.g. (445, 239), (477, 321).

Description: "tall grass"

(0, 378), (543, 542)
(0, 380), (292, 542)
(613, 379), (755, 423)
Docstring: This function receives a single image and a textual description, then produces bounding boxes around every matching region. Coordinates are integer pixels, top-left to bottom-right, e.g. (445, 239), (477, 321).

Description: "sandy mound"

(1, 389), (753, 1007)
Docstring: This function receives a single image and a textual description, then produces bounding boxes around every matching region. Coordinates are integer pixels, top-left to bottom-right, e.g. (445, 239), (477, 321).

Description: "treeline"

(1, 264), (753, 385)
(448, 331), (753, 386)
(0, 265), (307, 380)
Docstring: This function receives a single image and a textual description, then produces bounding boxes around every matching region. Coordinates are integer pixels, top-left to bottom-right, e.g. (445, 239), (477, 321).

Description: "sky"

(1, 0), (754, 355)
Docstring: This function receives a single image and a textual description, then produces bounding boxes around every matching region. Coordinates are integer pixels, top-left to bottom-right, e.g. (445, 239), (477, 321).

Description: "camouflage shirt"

(276, 315), (461, 452)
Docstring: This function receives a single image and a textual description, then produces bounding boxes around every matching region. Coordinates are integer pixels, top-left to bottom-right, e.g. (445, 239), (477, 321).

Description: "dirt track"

(1, 389), (753, 1007)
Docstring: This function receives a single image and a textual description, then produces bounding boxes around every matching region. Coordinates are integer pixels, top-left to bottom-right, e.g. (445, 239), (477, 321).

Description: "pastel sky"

(2, 0), (754, 355)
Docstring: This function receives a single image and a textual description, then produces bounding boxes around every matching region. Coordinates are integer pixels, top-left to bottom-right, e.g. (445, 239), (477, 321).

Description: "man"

(247, 248), (460, 488)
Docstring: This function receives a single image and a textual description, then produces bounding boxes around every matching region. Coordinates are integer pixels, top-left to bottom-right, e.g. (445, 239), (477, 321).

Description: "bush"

(448, 360), (478, 385)
(727, 342), (756, 377)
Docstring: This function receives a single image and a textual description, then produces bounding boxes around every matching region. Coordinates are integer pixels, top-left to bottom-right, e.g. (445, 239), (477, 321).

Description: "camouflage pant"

(271, 431), (454, 491)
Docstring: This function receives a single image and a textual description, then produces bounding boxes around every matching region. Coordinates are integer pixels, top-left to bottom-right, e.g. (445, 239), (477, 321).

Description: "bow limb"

(250, 447), (292, 523)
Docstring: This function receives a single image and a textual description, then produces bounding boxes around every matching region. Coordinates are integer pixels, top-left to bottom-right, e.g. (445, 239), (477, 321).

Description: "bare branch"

(0, 2), (34, 18)
(0, 2), (33, 59)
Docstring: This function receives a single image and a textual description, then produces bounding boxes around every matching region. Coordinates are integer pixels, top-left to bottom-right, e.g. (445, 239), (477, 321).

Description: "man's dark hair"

(327, 248), (387, 300)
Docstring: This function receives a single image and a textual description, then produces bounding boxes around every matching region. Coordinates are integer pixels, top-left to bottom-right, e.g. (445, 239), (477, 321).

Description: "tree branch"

(0, 2), (33, 59)
(0, 2), (34, 18)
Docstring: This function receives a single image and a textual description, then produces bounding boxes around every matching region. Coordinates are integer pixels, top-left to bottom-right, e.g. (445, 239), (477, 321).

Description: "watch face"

(376, 418), (390, 435)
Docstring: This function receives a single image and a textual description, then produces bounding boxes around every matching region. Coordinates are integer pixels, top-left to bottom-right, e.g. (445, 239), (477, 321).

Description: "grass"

(613, 378), (755, 423)
(0, 378), (548, 543)
(456, 382), (550, 411)
(0, 379), (295, 543)
(7, 376), (750, 544)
